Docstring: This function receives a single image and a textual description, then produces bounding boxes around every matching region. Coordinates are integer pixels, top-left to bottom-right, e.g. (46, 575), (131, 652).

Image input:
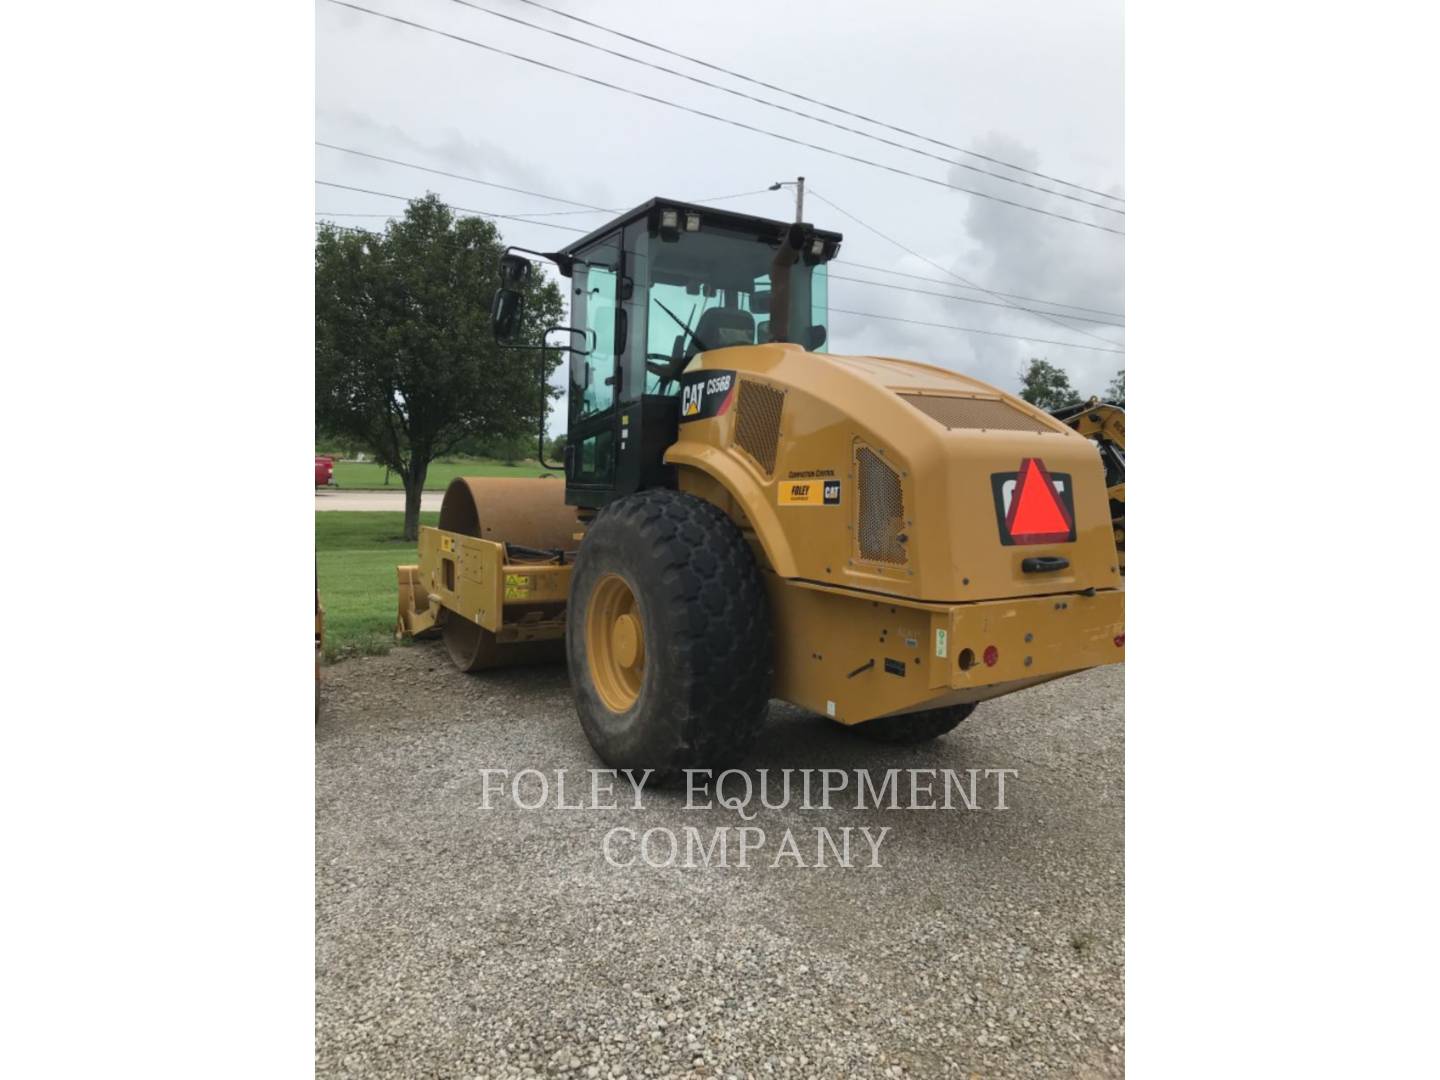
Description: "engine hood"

(665, 344), (1122, 603)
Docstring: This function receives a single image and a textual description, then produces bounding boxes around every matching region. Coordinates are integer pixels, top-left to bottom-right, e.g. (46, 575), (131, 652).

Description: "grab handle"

(1021, 556), (1070, 574)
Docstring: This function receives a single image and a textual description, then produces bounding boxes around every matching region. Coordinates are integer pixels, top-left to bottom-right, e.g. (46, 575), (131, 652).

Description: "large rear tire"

(849, 703), (976, 744)
(567, 489), (773, 779)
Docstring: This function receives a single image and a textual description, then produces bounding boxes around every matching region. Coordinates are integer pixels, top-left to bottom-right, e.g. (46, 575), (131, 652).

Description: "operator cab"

(494, 198), (841, 510)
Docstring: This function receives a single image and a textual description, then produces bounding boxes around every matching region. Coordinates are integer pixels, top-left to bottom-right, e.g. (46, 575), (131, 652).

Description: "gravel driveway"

(317, 645), (1124, 1079)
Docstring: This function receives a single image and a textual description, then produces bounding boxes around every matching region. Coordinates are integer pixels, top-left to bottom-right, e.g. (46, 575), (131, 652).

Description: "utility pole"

(769, 176), (806, 222)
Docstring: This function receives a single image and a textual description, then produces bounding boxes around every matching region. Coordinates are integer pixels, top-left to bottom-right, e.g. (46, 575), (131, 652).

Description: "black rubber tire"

(566, 488), (773, 780)
(849, 703), (977, 744)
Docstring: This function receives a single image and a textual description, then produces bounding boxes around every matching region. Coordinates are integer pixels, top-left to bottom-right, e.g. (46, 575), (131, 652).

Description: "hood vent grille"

(856, 445), (907, 565)
(732, 379), (785, 475)
(898, 393), (1056, 434)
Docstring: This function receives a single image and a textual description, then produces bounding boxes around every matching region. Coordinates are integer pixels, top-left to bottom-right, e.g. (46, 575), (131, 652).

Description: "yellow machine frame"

(398, 531), (570, 643)
(397, 348), (1125, 727)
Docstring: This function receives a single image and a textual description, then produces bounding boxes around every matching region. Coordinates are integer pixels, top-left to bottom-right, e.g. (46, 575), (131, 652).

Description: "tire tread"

(569, 488), (773, 774)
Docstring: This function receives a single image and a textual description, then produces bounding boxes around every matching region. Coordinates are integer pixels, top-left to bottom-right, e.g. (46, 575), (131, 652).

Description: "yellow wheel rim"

(586, 573), (645, 712)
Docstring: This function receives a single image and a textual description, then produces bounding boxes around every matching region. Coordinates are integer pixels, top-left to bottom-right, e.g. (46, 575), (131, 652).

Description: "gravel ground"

(317, 645), (1124, 1079)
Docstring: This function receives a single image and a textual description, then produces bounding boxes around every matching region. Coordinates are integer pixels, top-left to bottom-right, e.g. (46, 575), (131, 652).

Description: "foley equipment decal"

(778, 479), (842, 506)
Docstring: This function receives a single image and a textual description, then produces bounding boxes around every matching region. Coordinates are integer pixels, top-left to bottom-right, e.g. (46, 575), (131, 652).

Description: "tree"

(316, 195), (564, 539)
(493, 433), (534, 467)
(1105, 368), (1125, 405)
(1017, 358), (1083, 411)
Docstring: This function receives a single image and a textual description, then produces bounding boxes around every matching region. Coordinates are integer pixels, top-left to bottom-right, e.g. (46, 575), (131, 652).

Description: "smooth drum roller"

(437, 477), (578, 672)
(437, 477), (581, 552)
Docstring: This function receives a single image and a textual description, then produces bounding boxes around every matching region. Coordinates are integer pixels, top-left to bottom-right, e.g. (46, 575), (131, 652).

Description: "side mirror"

(806, 325), (827, 351)
(499, 253), (531, 286)
(493, 252), (533, 341)
(491, 288), (524, 342)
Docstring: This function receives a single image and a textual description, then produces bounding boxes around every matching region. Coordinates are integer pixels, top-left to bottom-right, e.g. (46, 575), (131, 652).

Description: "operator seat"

(688, 307), (755, 358)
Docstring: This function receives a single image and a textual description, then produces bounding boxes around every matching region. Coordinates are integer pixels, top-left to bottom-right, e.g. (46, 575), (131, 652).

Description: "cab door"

(566, 233), (621, 501)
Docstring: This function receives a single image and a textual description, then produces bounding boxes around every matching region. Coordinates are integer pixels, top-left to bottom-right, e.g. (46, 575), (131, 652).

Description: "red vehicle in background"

(315, 455), (335, 486)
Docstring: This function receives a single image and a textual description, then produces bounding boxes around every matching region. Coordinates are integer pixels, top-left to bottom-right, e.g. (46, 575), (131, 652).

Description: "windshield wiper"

(653, 297), (711, 355)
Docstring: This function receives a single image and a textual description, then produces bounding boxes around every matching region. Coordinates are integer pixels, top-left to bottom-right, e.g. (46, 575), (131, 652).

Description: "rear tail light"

(983, 645), (999, 667)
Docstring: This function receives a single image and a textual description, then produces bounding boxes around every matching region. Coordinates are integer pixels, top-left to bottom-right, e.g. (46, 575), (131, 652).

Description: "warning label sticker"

(991, 458), (1076, 545)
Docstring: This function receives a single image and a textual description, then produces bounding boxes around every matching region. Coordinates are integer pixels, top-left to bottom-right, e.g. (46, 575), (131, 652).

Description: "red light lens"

(983, 645), (999, 667)
(1114, 634), (1125, 647)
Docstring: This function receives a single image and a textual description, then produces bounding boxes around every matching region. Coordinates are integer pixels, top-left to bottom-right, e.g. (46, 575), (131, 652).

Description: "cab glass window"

(640, 224), (829, 395)
(571, 237), (620, 419)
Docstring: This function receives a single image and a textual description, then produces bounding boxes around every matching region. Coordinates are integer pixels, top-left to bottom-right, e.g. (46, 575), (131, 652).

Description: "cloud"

(316, 0), (1123, 401)
(941, 133), (1125, 396)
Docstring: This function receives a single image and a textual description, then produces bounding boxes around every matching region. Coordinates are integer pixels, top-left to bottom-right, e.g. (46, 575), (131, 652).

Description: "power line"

(809, 189), (1122, 346)
(315, 156), (1119, 326)
(507, 0), (1122, 205)
(318, 143), (1118, 319)
(837, 259), (1124, 319)
(445, 0), (1121, 217)
(312, 192), (1111, 351)
(696, 187), (777, 205)
(318, 140), (777, 218)
(311, 185), (821, 233)
(829, 308), (1124, 355)
(318, 204), (600, 219)
(324, 1), (1122, 236)
(313, 215), (1127, 327)
(828, 273), (1124, 328)
(315, 180), (590, 232)
(318, 217), (563, 271)
(319, 129), (1120, 323)
(312, 187), (1120, 352)
(316, 142), (614, 210)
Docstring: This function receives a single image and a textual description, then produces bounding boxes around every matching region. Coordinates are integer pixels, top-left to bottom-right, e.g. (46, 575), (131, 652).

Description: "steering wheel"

(645, 352), (686, 386)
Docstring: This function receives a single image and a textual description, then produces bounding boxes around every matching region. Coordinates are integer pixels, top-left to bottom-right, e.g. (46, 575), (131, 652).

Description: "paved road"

(315, 488), (443, 512)
(317, 646), (1124, 1079)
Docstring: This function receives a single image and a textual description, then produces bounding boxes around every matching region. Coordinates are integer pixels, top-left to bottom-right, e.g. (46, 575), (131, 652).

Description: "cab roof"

(553, 197), (843, 266)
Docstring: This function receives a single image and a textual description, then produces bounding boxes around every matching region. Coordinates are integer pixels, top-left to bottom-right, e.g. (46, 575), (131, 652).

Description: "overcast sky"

(316, 0), (1124, 417)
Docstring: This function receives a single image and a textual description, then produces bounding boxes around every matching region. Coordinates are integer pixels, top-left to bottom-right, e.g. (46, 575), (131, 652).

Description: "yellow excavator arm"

(1051, 397), (1124, 574)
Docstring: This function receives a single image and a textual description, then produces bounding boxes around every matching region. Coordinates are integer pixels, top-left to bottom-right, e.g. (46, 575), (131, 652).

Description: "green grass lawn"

(316, 511), (438, 661)
(330, 458), (548, 489)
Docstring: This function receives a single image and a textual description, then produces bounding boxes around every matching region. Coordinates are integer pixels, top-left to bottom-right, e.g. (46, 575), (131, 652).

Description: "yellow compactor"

(398, 198), (1123, 777)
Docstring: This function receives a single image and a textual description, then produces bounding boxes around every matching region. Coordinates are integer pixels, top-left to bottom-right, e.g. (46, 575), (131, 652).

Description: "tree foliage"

(315, 195), (564, 538)
(1105, 368), (1125, 405)
(1017, 358), (1083, 411)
